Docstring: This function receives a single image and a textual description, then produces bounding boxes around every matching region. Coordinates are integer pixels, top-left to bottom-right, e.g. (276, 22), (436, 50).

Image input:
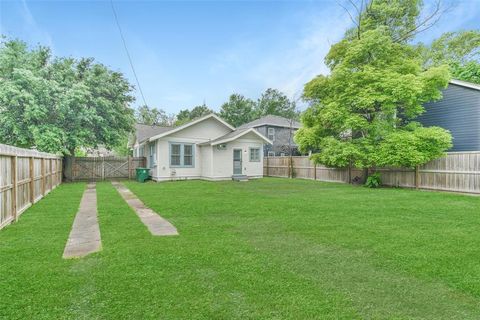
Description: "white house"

(132, 114), (271, 181)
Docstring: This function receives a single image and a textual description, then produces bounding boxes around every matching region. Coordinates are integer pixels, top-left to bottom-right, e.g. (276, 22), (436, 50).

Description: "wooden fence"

(264, 152), (480, 194)
(63, 156), (146, 181)
(0, 144), (62, 230)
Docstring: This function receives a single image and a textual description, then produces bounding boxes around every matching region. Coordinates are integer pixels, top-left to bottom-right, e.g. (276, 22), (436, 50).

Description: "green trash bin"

(135, 167), (150, 183)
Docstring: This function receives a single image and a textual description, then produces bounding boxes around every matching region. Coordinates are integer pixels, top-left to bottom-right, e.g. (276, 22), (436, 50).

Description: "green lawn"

(1, 178), (480, 319)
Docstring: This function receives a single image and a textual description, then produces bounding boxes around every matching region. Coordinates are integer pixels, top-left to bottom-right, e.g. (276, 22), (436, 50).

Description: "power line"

(110, 0), (149, 108)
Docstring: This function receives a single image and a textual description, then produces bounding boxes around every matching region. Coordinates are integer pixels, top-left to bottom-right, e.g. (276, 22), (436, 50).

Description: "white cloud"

(20, 0), (54, 50)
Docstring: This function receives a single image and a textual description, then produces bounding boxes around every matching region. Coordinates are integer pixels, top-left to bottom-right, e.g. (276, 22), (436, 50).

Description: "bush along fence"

(264, 152), (480, 194)
(63, 156), (146, 181)
(0, 144), (62, 230)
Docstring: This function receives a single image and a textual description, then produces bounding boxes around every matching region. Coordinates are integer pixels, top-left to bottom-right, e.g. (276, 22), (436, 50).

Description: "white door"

(233, 149), (242, 175)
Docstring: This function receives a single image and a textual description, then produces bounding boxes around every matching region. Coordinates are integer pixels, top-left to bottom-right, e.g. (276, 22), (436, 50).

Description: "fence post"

(102, 157), (105, 181)
(71, 156), (75, 182)
(41, 158), (46, 196)
(415, 165), (420, 189)
(11, 156), (17, 221)
(266, 156), (269, 177)
(348, 162), (352, 184)
(49, 158), (52, 190)
(288, 156), (292, 178)
(313, 162), (317, 180)
(29, 157), (34, 204)
(128, 156), (132, 179)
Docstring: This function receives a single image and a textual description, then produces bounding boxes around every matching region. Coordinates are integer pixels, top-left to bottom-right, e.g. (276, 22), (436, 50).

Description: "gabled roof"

(449, 79), (480, 91)
(135, 123), (173, 144)
(200, 128), (272, 146)
(237, 115), (301, 130)
(148, 113), (235, 142)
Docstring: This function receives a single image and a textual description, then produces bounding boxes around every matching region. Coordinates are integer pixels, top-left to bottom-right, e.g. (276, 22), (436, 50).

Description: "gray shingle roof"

(135, 123), (173, 143)
(199, 128), (251, 145)
(237, 115), (301, 129)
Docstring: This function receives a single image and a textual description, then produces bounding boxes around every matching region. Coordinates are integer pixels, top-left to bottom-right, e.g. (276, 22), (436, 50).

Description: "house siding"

(418, 84), (480, 151)
(210, 136), (264, 179)
(255, 125), (299, 156)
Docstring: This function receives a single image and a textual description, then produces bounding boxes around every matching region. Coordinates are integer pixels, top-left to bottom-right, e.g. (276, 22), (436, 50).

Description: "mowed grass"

(1, 178), (480, 319)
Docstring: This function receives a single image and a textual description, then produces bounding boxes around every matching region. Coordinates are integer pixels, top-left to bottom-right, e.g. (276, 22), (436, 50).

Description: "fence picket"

(0, 144), (62, 230)
(63, 156), (146, 181)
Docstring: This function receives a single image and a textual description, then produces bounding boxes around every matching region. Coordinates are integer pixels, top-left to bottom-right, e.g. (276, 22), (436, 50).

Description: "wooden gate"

(64, 156), (146, 181)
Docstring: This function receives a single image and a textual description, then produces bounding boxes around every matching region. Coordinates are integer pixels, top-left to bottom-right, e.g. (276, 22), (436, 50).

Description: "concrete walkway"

(63, 183), (101, 259)
(112, 181), (179, 236)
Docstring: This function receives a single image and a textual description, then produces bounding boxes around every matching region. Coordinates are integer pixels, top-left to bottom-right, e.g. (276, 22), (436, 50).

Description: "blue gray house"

(418, 79), (480, 151)
(238, 115), (302, 156)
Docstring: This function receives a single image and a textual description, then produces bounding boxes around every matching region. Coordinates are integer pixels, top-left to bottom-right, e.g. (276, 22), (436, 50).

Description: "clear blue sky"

(1, 0), (479, 114)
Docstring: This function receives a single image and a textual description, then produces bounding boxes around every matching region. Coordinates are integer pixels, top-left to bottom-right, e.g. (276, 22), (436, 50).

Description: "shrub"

(365, 172), (382, 188)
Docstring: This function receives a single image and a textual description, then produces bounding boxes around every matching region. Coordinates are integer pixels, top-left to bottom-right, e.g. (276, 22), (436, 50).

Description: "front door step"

(232, 175), (248, 182)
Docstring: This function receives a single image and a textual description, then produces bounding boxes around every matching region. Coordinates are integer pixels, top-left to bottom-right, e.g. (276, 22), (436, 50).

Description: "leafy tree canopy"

(418, 30), (480, 84)
(345, 0), (423, 42)
(219, 94), (255, 127)
(175, 104), (213, 126)
(450, 61), (480, 85)
(255, 88), (298, 120)
(0, 38), (135, 155)
(297, 22), (451, 169)
(136, 105), (174, 126)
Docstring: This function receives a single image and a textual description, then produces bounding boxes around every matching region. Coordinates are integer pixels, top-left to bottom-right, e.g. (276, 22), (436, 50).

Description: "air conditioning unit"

(217, 144), (227, 150)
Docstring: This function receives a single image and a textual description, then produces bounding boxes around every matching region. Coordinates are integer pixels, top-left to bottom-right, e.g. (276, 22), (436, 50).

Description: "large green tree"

(296, 24), (451, 169)
(219, 94), (255, 127)
(255, 88), (298, 119)
(0, 38), (135, 155)
(136, 105), (174, 126)
(419, 30), (480, 84)
(175, 104), (213, 126)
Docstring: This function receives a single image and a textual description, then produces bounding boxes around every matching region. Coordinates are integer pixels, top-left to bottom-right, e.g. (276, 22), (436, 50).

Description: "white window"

(280, 152), (286, 157)
(139, 145), (145, 157)
(170, 143), (195, 167)
(250, 148), (261, 162)
(268, 151), (275, 157)
(267, 127), (275, 141)
(184, 144), (193, 166)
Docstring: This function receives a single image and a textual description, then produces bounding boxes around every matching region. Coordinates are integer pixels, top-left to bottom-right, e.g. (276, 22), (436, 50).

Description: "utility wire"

(110, 0), (149, 108)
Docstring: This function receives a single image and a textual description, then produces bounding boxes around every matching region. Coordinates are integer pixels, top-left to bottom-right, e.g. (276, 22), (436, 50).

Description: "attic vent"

(217, 144), (227, 150)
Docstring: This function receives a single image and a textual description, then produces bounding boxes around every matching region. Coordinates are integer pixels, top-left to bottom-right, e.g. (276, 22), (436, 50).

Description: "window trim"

(267, 127), (275, 141)
(249, 147), (261, 162)
(169, 142), (195, 168)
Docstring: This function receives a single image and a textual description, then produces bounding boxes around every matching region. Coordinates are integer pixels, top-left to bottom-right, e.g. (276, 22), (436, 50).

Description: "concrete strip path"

(63, 183), (101, 259)
(112, 181), (179, 236)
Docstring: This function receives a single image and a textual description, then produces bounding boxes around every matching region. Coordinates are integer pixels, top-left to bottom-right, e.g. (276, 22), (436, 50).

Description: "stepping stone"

(63, 183), (101, 259)
(112, 181), (179, 236)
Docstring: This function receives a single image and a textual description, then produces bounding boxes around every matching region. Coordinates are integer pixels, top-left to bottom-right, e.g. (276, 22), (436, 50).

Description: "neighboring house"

(132, 114), (271, 181)
(418, 79), (480, 152)
(237, 115), (302, 157)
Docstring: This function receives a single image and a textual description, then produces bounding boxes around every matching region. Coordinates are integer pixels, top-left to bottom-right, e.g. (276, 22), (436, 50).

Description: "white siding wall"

(153, 138), (202, 181)
(200, 145), (213, 177)
(169, 117), (231, 140)
(210, 133), (264, 179)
